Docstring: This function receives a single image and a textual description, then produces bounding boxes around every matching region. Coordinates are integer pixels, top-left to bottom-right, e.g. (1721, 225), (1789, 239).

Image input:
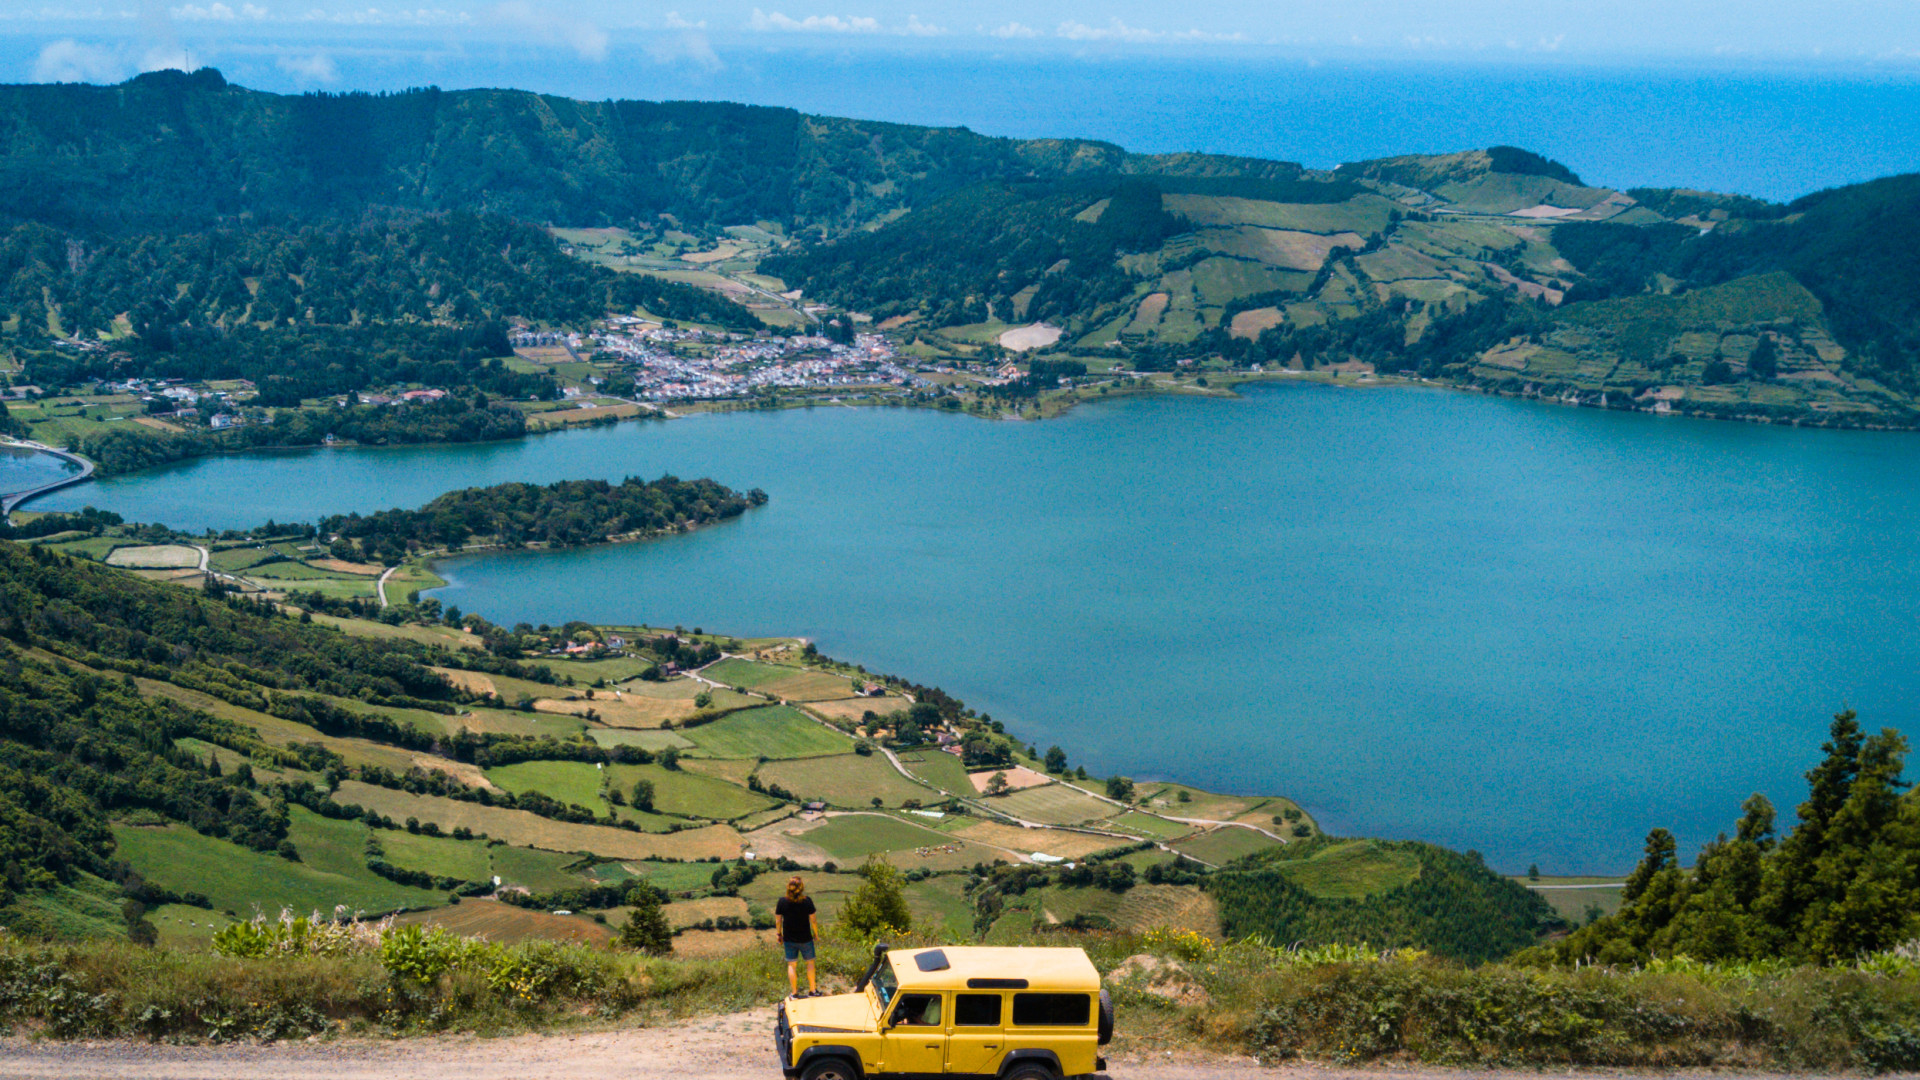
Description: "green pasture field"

(112, 823), (442, 917)
(795, 814), (951, 862)
(148, 902), (236, 948)
(584, 859), (717, 895)
(490, 846), (592, 893)
(1171, 827), (1287, 867)
(380, 829), (494, 882)
(243, 560), (345, 580)
(447, 706), (586, 739)
(332, 780), (744, 861)
(699, 657), (799, 689)
(605, 762), (776, 820)
(1267, 839), (1422, 899)
(681, 705), (853, 759)
(1190, 257), (1309, 307)
(905, 874), (976, 934)
(756, 753), (934, 808)
(41, 536), (129, 561)
(990, 783), (1119, 826)
(740, 868), (863, 920)
(588, 728), (694, 751)
(486, 760), (608, 813)
(307, 614), (476, 657)
(209, 547), (285, 572)
(1106, 811), (1194, 841)
(11, 873), (126, 941)
(284, 806), (381, 880)
(898, 750), (974, 795)
(384, 564), (445, 604)
(544, 653), (666, 684)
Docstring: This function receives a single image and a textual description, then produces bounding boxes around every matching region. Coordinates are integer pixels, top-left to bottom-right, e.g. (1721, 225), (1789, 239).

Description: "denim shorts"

(783, 940), (816, 962)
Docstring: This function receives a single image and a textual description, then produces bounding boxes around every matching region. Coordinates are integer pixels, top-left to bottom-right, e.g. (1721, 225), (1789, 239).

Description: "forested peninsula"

(320, 476), (769, 562)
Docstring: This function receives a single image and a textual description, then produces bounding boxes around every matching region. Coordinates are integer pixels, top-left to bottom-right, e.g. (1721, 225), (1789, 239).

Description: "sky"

(5, 0), (1920, 89)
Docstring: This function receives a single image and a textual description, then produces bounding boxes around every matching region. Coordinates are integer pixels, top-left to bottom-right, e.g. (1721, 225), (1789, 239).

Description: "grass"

(1035, 882), (1221, 936)
(755, 753), (934, 808)
(485, 761), (609, 814)
(699, 657), (858, 699)
(584, 859), (717, 896)
(489, 846), (591, 893)
(11, 873), (127, 941)
(898, 750), (975, 795)
(587, 728), (694, 751)
(112, 822), (443, 918)
(795, 814), (953, 862)
(604, 763), (775, 821)
(381, 831), (494, 883)
(1172, 827), (1290, 868)
(1262, 839), (1423, 899)
(332, 781), (743, 861)
(681, 705), (853, 760)
(990, 783), (1119, 826)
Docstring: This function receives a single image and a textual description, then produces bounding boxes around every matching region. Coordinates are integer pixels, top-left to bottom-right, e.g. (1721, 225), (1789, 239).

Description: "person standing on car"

(774, 875), (820, 997)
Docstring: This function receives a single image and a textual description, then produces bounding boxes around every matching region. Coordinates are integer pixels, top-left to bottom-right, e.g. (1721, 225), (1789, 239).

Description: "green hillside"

(1208, 838), (1562, 963)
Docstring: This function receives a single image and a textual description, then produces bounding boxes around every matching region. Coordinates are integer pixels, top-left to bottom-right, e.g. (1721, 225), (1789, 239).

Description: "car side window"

(953, 993), (1001, 1027)
(890, 993), (942, 1027)
(1011, 992), (1090, 1026)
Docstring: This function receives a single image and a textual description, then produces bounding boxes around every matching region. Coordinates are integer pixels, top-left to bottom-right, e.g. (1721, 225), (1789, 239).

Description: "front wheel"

(799, 1056), (860, 1080)
(1001, 1064), (1058, 1080)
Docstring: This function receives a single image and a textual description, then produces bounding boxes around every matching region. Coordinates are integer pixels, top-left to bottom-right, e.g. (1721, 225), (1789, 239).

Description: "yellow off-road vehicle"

(775, 944), (1113, 1079)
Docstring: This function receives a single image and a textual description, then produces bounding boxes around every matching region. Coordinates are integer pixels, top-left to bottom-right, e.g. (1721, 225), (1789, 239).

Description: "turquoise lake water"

(35, 384), (1920, 873)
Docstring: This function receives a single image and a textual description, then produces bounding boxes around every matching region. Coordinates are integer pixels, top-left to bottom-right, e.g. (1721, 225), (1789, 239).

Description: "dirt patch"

(132, 416), (187, 433)
(967, 765), (1051, 794)
(1107, 953), (1212, 1006)
(956, 821), (1126, 860)
(1228, 307), (1285, 340)
(997, 323), (1063, 351)
(309, 558), (386, 576)
(106, 545), (201, 569)
(434, 668), (497, 697)
(1133, 293), (1170, 326)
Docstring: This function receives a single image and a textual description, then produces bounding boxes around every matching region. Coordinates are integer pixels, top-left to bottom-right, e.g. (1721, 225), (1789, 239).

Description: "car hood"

(786, 991), (878, 1033)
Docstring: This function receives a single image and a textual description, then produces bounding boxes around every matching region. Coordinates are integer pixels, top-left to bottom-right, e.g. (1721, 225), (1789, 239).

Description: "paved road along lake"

(37, 383), (1920, 873)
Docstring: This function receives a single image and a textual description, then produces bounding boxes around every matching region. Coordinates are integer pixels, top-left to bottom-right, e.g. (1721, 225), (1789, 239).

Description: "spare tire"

(1097, 987), (1114, 1046)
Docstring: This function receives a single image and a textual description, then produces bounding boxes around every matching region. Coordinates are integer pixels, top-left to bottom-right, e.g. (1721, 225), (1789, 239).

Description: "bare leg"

(805, 958), (817, 994)
(787, 960), (798, 996)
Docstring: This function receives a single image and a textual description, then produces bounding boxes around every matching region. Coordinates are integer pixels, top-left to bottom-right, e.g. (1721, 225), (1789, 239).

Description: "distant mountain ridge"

(3, 69), (1918, 427)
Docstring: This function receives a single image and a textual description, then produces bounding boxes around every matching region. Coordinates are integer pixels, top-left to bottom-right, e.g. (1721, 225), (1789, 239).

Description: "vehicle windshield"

(869, 963), (898, 1012)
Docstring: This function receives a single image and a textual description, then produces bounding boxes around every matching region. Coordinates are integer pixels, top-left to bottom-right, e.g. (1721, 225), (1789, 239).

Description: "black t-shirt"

(775, 896), (817, 943)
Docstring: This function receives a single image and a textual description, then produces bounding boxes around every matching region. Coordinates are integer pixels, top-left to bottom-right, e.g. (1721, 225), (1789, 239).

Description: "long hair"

(786, 875), (806, 901)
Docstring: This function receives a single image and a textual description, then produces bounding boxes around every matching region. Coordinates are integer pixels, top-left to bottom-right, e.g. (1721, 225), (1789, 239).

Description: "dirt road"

(0, 1006), (1845, 1080)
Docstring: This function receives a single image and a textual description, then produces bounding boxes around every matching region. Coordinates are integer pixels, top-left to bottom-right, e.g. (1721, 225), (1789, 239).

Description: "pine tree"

(615, 886), (673, 955)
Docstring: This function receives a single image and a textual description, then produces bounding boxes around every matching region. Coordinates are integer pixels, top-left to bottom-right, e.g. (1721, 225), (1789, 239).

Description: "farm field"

(395, 901), (612, 945)
(989, 783), (1119, 826)
(898, 750), (974, 795)
(333, 781), (743, 860)
(605, 763), (776, 820)
(756, 753), (934, 808)
(701, 658), (857, 701)
(807, 696), (908, 722)
(1172, 826), (1288, 867)
(380, 829), (494, 882)
(486, 761), (608, 814)
(112, 823), (441, 917)
(958, 821), (1126, 861)
(489, 846), (592, 893)
(682, 705), (852, 759)
(104, 544), (200, 569)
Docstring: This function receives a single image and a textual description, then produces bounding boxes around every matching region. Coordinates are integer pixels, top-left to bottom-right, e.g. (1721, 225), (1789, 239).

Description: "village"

(552, 318), (922, 402)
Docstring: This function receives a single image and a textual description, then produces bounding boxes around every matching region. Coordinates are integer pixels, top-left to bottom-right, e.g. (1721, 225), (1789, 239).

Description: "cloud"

(276, 49), (338, 80)
(645, 31), (722, 70)
(141, 42), (193, 70)
(294, 7), (471, 26)
(487, 0), (607, 59)
(1054, 19), (1246, 43)
(747, 8), (879, 33)
(31, 38), (125, 82)
(1055, 19), (1160, 42)
(990, 21), (1038, 38)
(169, 2), (267, 19)
(899, 14), (945, 36)
(663, 11), (705, 29)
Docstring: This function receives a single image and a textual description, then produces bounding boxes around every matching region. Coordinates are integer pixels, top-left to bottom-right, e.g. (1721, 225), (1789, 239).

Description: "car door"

(881, 993), (947, 1075)
(943, 992), (1006, 1075)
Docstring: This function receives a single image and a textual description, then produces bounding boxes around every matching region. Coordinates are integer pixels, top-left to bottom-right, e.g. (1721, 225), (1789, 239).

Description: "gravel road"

(0, 1007), (1859, 1080)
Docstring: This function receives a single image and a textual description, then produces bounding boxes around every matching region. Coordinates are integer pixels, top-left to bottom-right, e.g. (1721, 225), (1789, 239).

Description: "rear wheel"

(799, 1057), (860, 1080)
(1097, 987), (1114, 1046)
(1001, 1064), (1058, 1080)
